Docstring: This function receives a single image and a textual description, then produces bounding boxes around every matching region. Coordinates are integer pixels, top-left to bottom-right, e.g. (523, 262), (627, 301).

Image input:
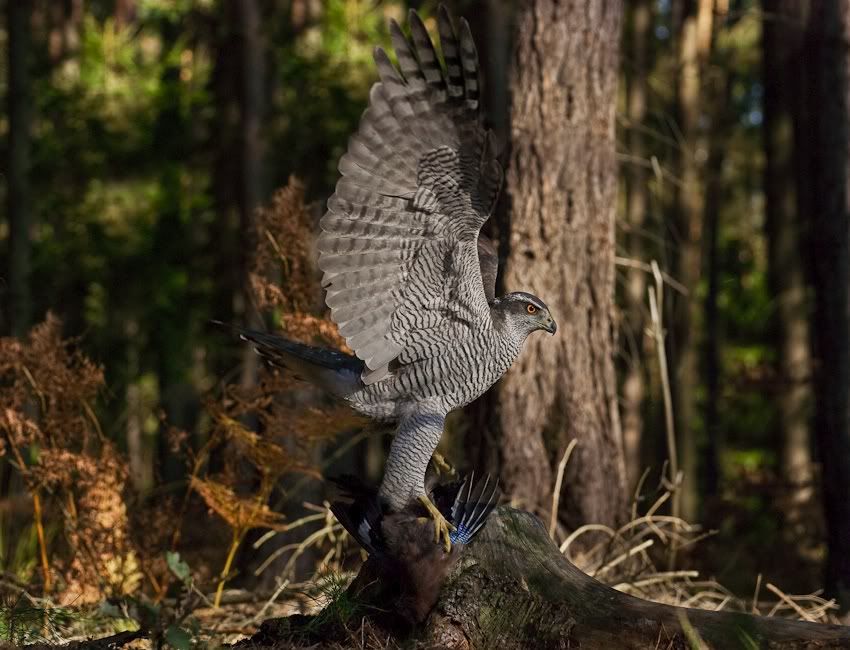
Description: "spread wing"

(317, 7), (503, 384)
(477, 235), (498, 303)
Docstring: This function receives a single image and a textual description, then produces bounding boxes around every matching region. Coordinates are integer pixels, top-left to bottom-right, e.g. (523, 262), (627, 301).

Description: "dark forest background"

(2, 0), (850, 644)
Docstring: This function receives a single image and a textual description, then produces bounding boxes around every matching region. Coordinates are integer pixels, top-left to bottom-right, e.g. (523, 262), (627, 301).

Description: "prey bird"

(230, 7), (556, 550)
(330, 470), (500, 623)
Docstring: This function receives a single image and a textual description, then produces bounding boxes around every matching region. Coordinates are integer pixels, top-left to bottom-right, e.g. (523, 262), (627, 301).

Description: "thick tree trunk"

(6, 0), (33, 337)
(244, 508), (850, 649)
(671, 0), (713, 521)
(806, 0), (850, 615)
(622, 0), (652, 488)
(762, 0), (814, 519)
(471, 0), (628, 533)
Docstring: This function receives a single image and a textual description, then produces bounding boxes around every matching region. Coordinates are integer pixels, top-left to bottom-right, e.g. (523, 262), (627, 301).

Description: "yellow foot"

(418, 494), (455, 553)
(431, 451), (457, 478)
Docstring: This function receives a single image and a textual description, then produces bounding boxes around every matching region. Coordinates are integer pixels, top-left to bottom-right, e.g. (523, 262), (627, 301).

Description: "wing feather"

(318, 8), (503, 378)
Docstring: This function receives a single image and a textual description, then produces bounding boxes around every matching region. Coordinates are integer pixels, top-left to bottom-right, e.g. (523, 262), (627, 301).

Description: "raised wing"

(477, 235), (498, 303)
(317, 8), (503, 384)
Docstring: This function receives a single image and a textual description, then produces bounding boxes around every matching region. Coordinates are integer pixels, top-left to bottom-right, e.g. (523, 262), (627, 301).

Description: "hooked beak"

(543, 317), (557, 335)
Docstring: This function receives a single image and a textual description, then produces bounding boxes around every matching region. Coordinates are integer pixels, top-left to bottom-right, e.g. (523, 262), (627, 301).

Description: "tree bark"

(762, 0), (814, 518)
(671, 0), (714, 521)
(805, 0), (850, 615)
(702, 72), (731, 502)
(245, 507), (850, 649)
(5, 0), (33, 337)
(622, 0), (652, 489)
(237, 0), (264, 388)
(471, 0), (628, 534)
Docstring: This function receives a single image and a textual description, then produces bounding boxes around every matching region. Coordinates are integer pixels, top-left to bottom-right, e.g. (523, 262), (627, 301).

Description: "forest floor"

(1, 467), (841, 648)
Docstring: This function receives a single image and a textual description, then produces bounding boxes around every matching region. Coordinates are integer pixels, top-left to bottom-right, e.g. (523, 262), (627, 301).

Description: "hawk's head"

(496, 292), (557, 336)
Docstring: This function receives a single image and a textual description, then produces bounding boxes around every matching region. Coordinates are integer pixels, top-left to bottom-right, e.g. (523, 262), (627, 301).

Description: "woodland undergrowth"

(0, 180), (840, 647)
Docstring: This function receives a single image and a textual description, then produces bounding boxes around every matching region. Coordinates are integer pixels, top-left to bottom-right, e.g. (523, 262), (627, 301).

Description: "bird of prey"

(231, 7), (556, 550)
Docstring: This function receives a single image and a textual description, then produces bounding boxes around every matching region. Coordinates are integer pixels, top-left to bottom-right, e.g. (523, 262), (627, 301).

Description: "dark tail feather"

(449, 472), (500, 545)
(212, 320), (363, 396)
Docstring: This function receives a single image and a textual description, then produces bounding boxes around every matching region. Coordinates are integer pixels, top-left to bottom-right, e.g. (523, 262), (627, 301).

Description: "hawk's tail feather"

(449, 472), (500, 545)
(212, 321), (364, 397)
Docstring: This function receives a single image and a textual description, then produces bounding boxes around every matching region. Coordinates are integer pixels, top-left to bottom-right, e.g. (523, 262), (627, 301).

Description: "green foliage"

(164, 624), (193, 649)
(267, 0), (400, 195)
(0, 596), (76, 645)
(0, 519), (38, 584)
(166, 551), (192, 584)
(297, 572), (371, 641)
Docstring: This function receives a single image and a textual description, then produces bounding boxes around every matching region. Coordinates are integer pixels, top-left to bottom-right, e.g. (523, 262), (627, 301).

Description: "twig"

(214, 532), (242, 609)
(549, 439), (578, 539)
(751, 573), (762, 614)
(254, 523), (340, 577)
(593, 539), (654, 578)
(765, 583), (817, 623)
(252, 512), (328, 549)
(614, 570), (699, 591)
(560, 524), (616, 554)
(630, 467), (651, 522)
(615, 257), (688, 295)
(32, 490), (51, 593)
(251, 578), (291, 624)
(648, 261), (681, 570)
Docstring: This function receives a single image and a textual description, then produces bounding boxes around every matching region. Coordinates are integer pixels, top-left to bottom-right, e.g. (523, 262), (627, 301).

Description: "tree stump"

(244, 507), (850, 649)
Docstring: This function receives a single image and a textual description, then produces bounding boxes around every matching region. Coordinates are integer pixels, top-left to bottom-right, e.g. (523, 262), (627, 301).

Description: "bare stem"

(549, 439), (578, 539)
(214, 531), (242, 609)
(32, 491), (51, 593)
(648, 261), (681, 569)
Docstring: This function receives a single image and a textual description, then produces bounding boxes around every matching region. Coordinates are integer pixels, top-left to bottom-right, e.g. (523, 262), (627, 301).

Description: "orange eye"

(526, 304), (537, 314)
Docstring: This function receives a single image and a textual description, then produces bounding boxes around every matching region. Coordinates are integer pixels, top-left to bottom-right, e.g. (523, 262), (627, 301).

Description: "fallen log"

(245, 507), (850, 649)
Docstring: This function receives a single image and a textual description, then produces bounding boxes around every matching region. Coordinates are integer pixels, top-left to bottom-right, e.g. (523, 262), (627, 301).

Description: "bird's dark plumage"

(330, 471), (501, 623)
(331, 471), (500, 555)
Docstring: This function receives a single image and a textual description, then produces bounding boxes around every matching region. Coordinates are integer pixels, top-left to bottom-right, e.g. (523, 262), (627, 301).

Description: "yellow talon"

(431, 451), (457, 478)
(418, 494), (455, 552)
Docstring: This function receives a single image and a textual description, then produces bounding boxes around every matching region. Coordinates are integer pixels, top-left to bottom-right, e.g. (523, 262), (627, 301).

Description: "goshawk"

(233, 7), (556, 550)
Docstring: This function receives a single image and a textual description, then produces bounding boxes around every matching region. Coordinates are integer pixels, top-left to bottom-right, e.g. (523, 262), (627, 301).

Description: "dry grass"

(557, 472), (840, 625)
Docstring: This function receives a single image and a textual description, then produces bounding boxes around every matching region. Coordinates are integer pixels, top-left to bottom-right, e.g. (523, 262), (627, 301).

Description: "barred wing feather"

(317, 8), (502, 384)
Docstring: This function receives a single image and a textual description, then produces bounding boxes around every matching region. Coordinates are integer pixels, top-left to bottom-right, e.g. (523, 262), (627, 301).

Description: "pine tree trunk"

(237, 0), (264, 387)
(806, 0), (850, 615)
(6, 0), (33, 337)
(702, 72), (731, 502)
(471, 0), (628, 533)
(622, 0), (652, 489)
(671, 0), (714, 521)
(762, 0), (814, 519)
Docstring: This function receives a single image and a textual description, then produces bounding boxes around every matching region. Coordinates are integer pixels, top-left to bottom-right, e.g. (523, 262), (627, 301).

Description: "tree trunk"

(6, 0), (33, 337)
(244, 507), (850, 649)
(805, 0), (850, 615)
(762, 0), (814, 520)
(236, 0), (264, 391)
(671, 0), (714, 521)
(471, 0), (628, 534)
(702, 73), (731, 502)
(621, 0), (652, 489)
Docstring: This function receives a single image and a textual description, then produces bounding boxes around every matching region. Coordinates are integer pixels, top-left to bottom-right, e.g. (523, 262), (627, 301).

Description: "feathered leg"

(379, 411), (456, 550)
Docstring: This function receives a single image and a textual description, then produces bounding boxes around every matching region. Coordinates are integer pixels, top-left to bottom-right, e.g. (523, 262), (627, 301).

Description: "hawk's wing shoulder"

(317, 8), (502, 383)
